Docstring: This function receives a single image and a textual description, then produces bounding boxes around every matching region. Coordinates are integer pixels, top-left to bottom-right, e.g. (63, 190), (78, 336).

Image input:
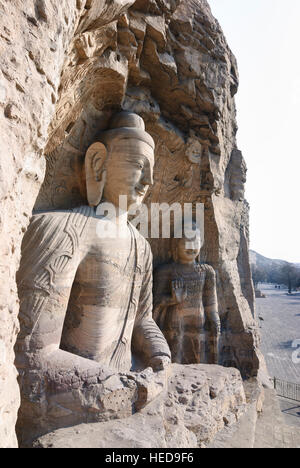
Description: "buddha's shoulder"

(27, 206), (95, 240)
(199, 263), (216, 276)
(32, 206), (94, 222)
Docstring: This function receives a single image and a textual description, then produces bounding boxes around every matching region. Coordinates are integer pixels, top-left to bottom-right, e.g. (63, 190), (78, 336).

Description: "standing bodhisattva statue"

(16, 112), (171, 444)
(153, 224), (221, 365)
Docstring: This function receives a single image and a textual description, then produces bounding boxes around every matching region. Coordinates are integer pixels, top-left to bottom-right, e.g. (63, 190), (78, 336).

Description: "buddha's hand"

(149, 355), (171, 372)
(171, 279), (188, 304)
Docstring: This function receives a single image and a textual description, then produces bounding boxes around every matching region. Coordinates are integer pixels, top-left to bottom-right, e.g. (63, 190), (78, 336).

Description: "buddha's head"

(171, 221), (202, 265)
(85, 111), (155, 208)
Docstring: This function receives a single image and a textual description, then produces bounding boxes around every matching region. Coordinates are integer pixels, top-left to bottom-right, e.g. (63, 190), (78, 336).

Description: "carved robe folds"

(17, 206), (170, 372)
(154, 263), (220, 365)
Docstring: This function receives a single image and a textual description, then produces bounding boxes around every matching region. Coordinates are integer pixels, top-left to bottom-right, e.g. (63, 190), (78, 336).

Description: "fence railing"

(274, 377), (300, 402)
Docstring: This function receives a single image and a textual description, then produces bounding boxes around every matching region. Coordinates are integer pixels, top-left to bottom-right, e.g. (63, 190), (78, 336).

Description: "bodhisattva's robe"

(153, 262), (219, 364)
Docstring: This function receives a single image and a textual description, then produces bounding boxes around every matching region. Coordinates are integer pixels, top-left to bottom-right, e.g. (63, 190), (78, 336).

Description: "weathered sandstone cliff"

(0, 0), (261, 447)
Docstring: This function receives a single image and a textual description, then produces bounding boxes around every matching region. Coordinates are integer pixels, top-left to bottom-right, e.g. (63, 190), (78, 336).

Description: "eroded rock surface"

(0, 0), (261, 447)
(31, 364), (246, 448)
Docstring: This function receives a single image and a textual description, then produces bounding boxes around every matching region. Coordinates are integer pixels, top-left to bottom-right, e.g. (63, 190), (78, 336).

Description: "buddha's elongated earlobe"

(85, 142), (108, 206)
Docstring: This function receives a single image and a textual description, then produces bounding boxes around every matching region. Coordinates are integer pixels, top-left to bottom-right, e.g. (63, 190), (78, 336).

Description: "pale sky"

(209, 0), (300, 263)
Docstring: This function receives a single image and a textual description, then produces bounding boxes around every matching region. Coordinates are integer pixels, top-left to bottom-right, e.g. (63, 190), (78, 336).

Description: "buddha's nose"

(142, 166), (154, 186)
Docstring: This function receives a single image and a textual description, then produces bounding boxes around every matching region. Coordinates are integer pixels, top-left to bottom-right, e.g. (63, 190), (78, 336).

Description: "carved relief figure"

(153, 223), (221, 365)
(16, 112), (171, 443)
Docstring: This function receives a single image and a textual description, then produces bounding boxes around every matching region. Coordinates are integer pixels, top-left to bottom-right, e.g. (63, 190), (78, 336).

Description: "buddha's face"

(176, 228), (201, 264)
(102, 138), (154, 208)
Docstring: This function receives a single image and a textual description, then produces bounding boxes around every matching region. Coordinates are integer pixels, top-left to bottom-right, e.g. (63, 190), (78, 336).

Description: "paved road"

(256, 284), (300, 383)
(254, 390), (300, 448)
(278, 397), (300, 428)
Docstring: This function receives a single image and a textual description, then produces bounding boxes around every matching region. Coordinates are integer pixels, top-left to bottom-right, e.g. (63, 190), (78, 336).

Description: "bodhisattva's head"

(171, 222), (202, 265)
(85, 111), (155, 208)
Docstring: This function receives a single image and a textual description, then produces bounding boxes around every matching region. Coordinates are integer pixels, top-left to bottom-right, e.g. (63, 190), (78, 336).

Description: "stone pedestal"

(31, 364), (246, 449)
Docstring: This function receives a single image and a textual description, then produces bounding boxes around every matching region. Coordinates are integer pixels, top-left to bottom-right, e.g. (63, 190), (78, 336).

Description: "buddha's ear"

(85, 142), (108, 207)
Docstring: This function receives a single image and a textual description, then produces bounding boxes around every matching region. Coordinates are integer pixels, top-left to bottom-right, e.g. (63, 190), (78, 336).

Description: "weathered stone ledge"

(31, 364), (246, 448)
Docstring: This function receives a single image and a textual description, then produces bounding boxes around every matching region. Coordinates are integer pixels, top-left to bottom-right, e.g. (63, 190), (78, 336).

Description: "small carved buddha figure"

(16, 111), (171, 443)
(153, 223), (221, 365)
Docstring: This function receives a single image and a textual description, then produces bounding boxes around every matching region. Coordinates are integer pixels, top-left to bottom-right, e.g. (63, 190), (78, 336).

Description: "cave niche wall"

(0, 0), (260, 447)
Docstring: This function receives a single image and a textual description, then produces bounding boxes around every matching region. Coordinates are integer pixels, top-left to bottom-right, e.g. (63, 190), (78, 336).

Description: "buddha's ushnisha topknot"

(109, 111), (145, 131)
(99, 111), (154, 150)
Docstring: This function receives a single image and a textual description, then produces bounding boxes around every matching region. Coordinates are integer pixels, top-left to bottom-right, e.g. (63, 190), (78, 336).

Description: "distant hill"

(250, 251), (300, 290)
(250, 251), (299, 269)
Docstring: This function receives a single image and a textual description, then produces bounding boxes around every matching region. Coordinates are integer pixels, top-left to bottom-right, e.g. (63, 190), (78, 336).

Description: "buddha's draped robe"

(16, 206), (170, 374)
